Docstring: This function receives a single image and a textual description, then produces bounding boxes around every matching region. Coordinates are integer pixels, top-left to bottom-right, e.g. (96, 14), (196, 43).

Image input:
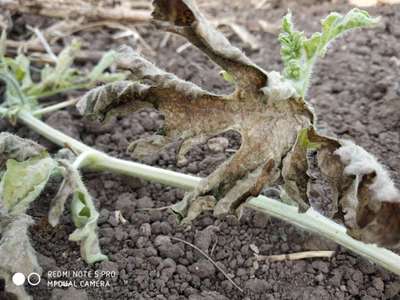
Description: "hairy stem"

(2, 108), (400, 275)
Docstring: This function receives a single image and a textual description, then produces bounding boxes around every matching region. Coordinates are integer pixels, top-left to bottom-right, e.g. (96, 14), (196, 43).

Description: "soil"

(1, 0), (400, 299)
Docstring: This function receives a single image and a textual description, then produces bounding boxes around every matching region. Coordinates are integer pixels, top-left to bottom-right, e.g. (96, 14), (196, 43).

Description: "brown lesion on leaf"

(345, 171), (400, 248)
(77, 0), (314, 223)
(77, 0), (400, 248)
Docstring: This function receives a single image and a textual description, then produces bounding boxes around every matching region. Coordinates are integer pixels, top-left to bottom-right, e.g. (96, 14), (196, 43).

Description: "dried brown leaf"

(77, 0), (400, 248)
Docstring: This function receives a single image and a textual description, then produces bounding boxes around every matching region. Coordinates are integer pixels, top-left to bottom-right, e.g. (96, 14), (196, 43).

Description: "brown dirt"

(1, 0), (400, 299)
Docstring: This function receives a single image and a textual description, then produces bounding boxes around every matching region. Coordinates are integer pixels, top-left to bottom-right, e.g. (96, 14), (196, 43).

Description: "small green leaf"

(89, 50), (119, 82)
(298, 128), (321, 150)
(279, 8), (379, 97)
(219, 70), (235, 83)
(15, 53), (33, 89)
(53, 39), (80, 82)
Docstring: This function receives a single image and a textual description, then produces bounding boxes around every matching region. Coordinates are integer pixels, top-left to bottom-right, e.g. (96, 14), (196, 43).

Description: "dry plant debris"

(349, 0), (400, 7)
(0, 0), (151, 23)
(255, 250), (335, 262)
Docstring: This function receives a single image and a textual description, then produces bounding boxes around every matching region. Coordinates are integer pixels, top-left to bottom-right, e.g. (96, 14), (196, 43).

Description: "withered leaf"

(0, 215), (41, 300)
(78, 0), (399, 248)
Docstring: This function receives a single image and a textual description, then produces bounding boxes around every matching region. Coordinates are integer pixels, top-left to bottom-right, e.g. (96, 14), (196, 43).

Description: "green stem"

(3, 109), (400, 276)
(29, 83), (90, 100)
(18, 111), (201, 190)
(248, 197), (400, 275)
(33, 98), (79, 116)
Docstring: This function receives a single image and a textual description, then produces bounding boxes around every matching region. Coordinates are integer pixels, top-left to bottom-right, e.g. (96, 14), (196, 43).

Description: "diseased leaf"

(67, 166), (107, 264)
(0, 215), (41, 300)
(334, 141), (400, 247)
(0, 155), (56, 216)
(279, 8), (379, 96)
(0, 132), (45, 167)
(48, 160), (76, 227)
(77, 2), (400, 248)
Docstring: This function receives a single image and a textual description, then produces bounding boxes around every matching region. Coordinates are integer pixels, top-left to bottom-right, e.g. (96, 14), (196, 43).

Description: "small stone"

(140, 117), (157, 131)
(194, 226), (218, 254)
(207, 137), (229, 153)
(107, 214), (119, 227)
(115, 193), (135, 211)
(99, 261), (119, 274)
(252, 211), (269, 228)
(312, 261), (329, 273)
(244, 279), (269, 294)
(385, 282), (400, 298)
(315, 273), (324, 282)
(136, 196), (154, 209)
(188, 291), (229, 300)
(139, 223), (152, 237)
(37, 253), (57, 273)
(115, 228), (126, 241)
(159, 258), (177, 280)
(154, 235), (171, 247)
(372, 277), (384, 291)
(249, 244), (259, 254)
(158, 242), (184, 260)
(130, 121), (145, 135)
(98, 208), (110, 225)
(51, 287), (88, 300)
(190, 260), (216, 279)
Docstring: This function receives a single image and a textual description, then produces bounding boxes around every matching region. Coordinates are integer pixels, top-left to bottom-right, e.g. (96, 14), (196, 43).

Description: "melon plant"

(1, 1), (399, 299)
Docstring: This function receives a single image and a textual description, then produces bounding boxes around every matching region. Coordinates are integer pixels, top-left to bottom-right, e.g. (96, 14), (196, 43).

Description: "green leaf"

(16, 52), (33, 89)
(0, 155), (56, 215)
(68, 167), (107, 264)
(279, 8), (379, 97)
(0, 30), (6, 59)
(89, 50), (119, 82)
(298, 128), (321, 150)
(53, 39), (81, 82)
(219, 70), (235, 83)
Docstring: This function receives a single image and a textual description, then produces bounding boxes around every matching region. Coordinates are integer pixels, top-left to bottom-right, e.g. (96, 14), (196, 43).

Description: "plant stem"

(18, 110), (201, 190)
(3, 108), (400, 275)
(248, 197), (400, 275)
(33, 98), (79, 116)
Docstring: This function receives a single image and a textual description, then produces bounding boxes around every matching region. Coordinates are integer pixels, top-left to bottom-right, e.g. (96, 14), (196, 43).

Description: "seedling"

(1, 1), (400, 299)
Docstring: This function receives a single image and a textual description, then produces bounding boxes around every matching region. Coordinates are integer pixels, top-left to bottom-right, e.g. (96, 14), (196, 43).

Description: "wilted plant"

(0, 36), (126, 298)
(1, 1), (400, 299)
